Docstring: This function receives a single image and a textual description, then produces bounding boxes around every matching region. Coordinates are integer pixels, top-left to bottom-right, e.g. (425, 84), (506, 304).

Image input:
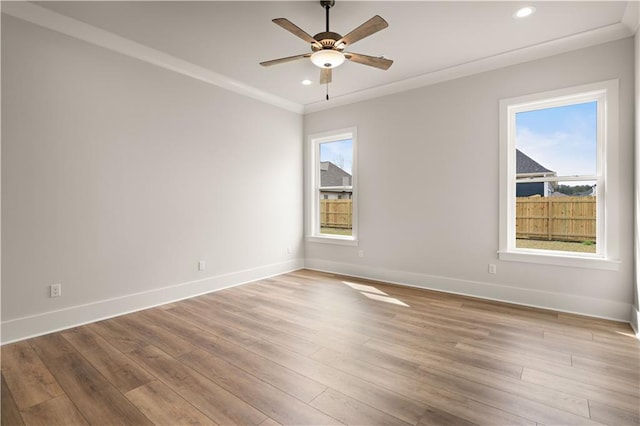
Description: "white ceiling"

(25, 1), (636, 111)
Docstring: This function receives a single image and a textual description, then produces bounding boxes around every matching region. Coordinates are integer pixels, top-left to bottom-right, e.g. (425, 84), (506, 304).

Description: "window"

(499, 80), (620, 270)
(308, 128), (357, 244)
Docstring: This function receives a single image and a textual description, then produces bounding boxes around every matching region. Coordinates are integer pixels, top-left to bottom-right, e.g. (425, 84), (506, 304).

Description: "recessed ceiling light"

(301, 79), (312, 86)
(514, 6), (536, 18)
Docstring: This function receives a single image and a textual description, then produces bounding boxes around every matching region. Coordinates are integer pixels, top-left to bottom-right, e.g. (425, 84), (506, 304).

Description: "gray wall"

(1, 13), (636, 342)
(305, 38), (635, 321)
(634, 28), (639, 333)
(1, 15), (303, 342)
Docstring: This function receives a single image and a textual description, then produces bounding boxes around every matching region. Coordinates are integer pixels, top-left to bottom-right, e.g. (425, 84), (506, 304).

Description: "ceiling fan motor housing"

(311, 32), (344, 51)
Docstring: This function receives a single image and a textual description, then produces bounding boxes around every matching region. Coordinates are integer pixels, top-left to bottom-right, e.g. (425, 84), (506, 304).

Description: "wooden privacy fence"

(320, 199), (352, 229)
(516, 196), (596, 242)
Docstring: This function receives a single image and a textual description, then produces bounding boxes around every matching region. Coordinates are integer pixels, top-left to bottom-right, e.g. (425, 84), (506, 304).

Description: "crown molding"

(3, 2), (632, 117)
(622, 1), (639, 34)
(304, 22), (633, 114)
(1, 1), (304, 114)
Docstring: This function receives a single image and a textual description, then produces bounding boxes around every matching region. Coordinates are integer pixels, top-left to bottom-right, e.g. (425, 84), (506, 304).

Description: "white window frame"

(307, 127), (358, 246)
(498, 80), (620, 270)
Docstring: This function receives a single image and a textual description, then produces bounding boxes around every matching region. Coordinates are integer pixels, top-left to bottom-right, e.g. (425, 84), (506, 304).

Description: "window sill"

(307, 235), (358, 246)
(498, 250), (620, 271)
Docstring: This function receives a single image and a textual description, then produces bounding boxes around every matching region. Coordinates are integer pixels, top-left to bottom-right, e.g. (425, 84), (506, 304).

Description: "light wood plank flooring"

(2, 269), (639, 425)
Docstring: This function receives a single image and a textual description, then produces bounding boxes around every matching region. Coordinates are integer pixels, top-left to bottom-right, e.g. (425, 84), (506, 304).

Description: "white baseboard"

(631, 306), (640, 338)
(305, 258), (632, 323)
(3, 257), (633, 345)
(1, 259), (304, 345)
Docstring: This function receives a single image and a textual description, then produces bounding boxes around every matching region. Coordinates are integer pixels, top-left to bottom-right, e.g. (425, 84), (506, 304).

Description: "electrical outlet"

(488, 264), (497, 274)
(198, 260), (206, 271)
(286, 247), (292, 254)
(50, 283), (62, 298)
(358, 250), (364, 258)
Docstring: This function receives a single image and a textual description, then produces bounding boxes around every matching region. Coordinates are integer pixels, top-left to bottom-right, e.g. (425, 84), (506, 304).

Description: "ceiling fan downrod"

(321, 0), (335, 32)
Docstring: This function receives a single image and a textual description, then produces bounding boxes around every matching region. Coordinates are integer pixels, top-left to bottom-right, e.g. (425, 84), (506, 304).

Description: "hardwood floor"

(2, 269), (639, 425)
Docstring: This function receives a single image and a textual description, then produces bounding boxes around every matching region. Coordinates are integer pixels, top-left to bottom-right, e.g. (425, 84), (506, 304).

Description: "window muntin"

(499, 80), (620, 269)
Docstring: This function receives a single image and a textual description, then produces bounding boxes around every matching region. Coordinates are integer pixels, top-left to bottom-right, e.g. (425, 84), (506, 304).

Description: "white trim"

(498, 250), (620, 271)
(622, 1), (640, 34)
(0, 259), (304, 345)
(306, 235), (358, 246)
(0, 1), (303, 114)
(307, 127), (358, 244)
(499, 79), (620, 267)
(304, 258), (632, 322)
(516, 176), (596, 184)
(631, 306), (640, 339)
(304, 23), (631, 114)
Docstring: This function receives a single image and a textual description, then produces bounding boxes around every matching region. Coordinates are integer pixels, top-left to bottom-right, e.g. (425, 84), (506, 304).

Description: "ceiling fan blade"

(335, 15), (388, 47)
(272, 18), (322, 49)
(345, 52), (393, 70)
(260, 53), (311, 67)
(320, 68), (332, 85)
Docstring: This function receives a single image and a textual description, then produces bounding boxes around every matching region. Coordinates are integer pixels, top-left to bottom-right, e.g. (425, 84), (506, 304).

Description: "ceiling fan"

(260, 0), (393, 96)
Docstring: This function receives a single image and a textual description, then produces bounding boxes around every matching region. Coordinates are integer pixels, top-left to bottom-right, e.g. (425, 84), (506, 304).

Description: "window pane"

(516, 101), (597, 178)
(516, 180), (597, 253)
(319, 139), (352, 236)
(319, 194), (353, 236)
(514, 101), (597, 254)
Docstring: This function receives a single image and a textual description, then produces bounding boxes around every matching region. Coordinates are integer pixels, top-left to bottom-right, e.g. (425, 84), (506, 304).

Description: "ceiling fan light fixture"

(311, 49), (345, 69)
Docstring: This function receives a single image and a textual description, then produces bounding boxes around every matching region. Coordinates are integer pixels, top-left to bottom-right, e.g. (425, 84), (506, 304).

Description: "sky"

(320, 139), (353, 174)
(516, 101), (597, 182)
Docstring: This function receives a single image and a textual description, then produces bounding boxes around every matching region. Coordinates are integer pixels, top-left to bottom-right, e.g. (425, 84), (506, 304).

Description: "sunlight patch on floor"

(342, 280), (410, 307)
(361, 292), (410, 307)
(342, 281), (388, 295)
(615, 330), (638, 338)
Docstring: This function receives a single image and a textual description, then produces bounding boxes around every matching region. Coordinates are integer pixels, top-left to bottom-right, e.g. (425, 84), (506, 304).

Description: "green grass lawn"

(321, 227), (352, 236)
(516, 239), (596, 253)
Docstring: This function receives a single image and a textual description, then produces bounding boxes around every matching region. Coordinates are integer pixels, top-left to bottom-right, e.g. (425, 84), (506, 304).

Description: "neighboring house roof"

(320, 161), (352, 187)
(516, 149), (554, 175)
(575, 185), (596, 196)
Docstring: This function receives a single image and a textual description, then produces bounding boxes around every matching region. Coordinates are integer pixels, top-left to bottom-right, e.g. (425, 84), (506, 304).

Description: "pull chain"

(326, 83), (329, 100)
